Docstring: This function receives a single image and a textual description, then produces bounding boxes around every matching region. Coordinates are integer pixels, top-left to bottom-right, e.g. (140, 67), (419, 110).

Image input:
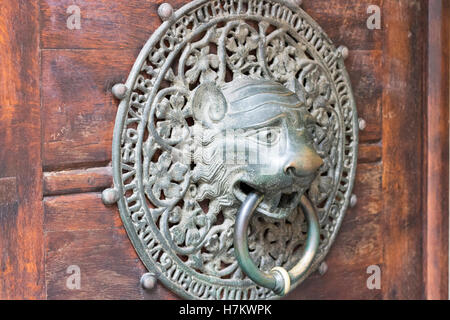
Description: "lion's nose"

(284, 146), (323, 177)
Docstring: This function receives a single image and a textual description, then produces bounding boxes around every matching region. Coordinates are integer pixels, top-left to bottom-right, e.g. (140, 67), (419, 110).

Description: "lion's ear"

(285, 78), (307, 104)
(285, 78), (300, 94)
(192, 82), (227, 125)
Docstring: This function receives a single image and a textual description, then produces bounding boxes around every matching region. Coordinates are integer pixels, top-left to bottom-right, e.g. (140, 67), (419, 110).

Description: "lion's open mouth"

(233, 181), (302, 219)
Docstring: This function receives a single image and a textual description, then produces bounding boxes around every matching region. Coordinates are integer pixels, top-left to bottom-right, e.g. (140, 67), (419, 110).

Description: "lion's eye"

(247, 128), (281, 145)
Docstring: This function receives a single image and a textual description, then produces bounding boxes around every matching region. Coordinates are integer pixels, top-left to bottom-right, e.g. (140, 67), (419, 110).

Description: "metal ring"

(233, 192), (320, 296)
(271, 267), (291, 296)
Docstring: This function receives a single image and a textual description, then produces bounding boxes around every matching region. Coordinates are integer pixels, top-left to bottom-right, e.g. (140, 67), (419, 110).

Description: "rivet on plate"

(338, 45), (349, 60)
(350, 194), (358, 208)
(292, 0), (303, 6)
(112, 83), (128, 100)
(140, 273), (157, 290)
(318, 262), (328, 276)
(358, 118), (367, 131)
(158, 3), (174, 21)
(101, 188), (119, 205)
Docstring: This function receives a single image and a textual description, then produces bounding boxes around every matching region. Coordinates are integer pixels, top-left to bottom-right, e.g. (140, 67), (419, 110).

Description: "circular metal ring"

(234, 193), (320, 296)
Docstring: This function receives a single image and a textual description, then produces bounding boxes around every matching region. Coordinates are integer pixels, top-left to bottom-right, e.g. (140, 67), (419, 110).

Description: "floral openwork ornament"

(103, 0), (358, 300)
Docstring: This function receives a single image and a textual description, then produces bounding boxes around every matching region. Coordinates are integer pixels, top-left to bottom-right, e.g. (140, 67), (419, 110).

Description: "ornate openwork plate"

(108, 0), (358, 300)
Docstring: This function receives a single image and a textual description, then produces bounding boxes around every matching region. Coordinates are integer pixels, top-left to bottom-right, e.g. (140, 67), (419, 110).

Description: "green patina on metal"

(234, 193), (320, 296)
(107, 0), (359, 300)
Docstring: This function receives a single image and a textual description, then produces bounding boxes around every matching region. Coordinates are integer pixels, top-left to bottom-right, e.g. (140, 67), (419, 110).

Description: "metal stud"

(292, 0), (303, 6)
(101, 188), (119, 205)
(338, 45), (349, 60)
(318, 262), (328, 276)
(158, 3), (174, 21)
(350, 194), (358, 208)
(140, 273), (157, 290)
(112, 83), (128, 100)
(358, 118), (367, 131)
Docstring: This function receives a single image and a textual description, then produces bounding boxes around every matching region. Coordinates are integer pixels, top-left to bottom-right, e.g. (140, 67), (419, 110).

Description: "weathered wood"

(351, 163), (382, 217)
(381, 0), (426, 300)
(424, 0), (449, 300)
(290, 163), (382, 299)
(289, 214), (383, 300)
(41, 0), (381, 50)
(300, 0), (383, 51)
(40, 0), (186, 49)
(42, 49), (138, 171)
(0, 0), (44, 299)
(44, 193), (178, 300)
(304, 1), (385, 143)
(347, 50), (383, 143)
(358, 143), (382, 164)
(45, 227), (146, 300)
(0, 177), (18, 205)
(44, 193), (120, 232)
(44, 167), (112, 196)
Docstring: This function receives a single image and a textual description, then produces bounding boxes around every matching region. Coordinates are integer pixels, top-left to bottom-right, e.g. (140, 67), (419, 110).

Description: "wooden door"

(0, 0), (448, 300)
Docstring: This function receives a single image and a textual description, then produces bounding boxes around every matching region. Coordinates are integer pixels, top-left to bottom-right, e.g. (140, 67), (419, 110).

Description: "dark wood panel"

(41, 0), (381, 50)
(290, 163), (383, 299)
(0, 177), (18, 205)
(44, 193), (178, 300)
(347, 50), (383, 143)
(358, 143), (382, 164)
(381, 0), (426, 300)
(289, 214), (383, 300)
(40, 0), (186, 49)
(0, 0), (44, 299)
(42, 49), (138, 171)
(44, 193), (120, 232)
(303, 0), (383, 51)
(351, 163), (382, 217)
(44, 167), (112, 196)
(45, 228), (145, 299)
(424, 0), (449, 300)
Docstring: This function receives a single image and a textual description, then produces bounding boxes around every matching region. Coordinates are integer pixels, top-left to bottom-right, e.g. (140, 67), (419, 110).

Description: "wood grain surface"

(0, 0), (447, 300)
(0, 1), (44, 299)
(424, 0), (449, 300)
(381, 0), (428, 300)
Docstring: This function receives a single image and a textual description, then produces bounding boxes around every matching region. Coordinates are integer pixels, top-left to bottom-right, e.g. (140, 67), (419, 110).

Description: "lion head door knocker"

(103, 0), (358, 300)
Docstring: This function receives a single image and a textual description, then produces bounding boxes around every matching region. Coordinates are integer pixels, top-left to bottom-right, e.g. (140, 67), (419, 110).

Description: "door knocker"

(103, 0), (358, 300)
